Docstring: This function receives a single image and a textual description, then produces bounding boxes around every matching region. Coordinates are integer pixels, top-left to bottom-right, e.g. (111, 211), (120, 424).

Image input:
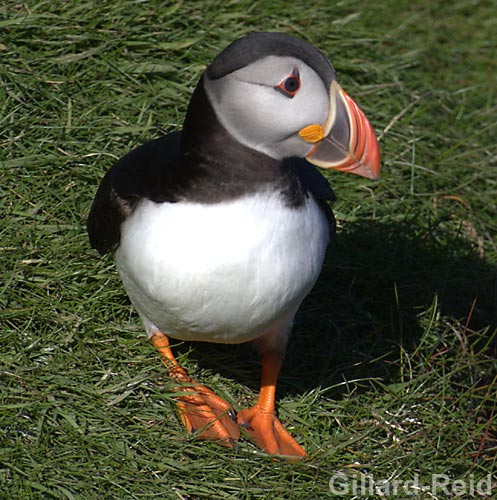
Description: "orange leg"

(151, 331), (240, 446)
(237, 353), (306, 458)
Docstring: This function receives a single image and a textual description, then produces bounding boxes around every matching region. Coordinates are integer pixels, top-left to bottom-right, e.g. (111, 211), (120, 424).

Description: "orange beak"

(299, 81), (380, 180)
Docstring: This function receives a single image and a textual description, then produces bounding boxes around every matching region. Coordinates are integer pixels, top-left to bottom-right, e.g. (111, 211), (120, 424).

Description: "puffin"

(87, 32), (380, 459)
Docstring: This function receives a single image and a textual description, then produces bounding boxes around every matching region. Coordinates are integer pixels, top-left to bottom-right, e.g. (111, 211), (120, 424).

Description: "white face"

(204, 55), (330, 160)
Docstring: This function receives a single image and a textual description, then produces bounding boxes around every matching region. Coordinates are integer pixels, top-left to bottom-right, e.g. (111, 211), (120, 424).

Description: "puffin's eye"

(274, 68), (301, 98)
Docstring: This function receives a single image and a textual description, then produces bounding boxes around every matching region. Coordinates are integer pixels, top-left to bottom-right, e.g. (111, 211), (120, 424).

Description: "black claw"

(240, 421), (253, 431)
(227, 438), (239, 451)
(227, 409), (237, 422)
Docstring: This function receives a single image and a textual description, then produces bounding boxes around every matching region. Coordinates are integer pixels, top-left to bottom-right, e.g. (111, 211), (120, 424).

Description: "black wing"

(87, 131), (182, 255)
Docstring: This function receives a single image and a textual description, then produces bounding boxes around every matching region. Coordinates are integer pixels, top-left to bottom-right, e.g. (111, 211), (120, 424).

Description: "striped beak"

(299, 81), (380, 180)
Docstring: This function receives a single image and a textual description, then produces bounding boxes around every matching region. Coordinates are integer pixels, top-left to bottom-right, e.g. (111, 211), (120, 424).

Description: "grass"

(1, 0), (496, 498)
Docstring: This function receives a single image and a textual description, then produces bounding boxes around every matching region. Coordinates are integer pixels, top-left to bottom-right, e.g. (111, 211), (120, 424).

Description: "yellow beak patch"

(298, 124), (324, 143)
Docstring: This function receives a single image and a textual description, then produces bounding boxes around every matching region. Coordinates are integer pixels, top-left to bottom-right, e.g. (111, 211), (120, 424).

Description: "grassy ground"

(1, 0), (496, 498)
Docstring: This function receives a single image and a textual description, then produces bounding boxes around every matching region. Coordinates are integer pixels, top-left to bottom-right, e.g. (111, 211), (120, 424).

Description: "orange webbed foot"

(173, 380), (240, 446)
(237, 405), (306, 458)
(151, 331), (240, 447)
(236, 351), (307, 459)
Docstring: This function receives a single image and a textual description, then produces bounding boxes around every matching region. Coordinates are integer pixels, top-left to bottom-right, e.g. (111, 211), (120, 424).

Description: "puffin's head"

(203, 32), (380, 180)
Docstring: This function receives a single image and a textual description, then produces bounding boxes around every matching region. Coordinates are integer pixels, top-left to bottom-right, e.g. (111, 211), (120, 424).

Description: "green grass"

(1, 0), (496, 498)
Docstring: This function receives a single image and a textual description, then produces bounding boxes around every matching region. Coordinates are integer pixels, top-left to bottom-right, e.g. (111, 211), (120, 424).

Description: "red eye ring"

(274, 68), (301, 98)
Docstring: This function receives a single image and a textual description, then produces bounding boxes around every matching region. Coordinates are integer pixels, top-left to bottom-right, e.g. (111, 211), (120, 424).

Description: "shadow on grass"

(179, 219), (497, 397)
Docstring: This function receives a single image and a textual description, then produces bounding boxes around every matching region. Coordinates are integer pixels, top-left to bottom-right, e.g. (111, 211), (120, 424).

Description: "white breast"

(115, 191), (329, 344)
